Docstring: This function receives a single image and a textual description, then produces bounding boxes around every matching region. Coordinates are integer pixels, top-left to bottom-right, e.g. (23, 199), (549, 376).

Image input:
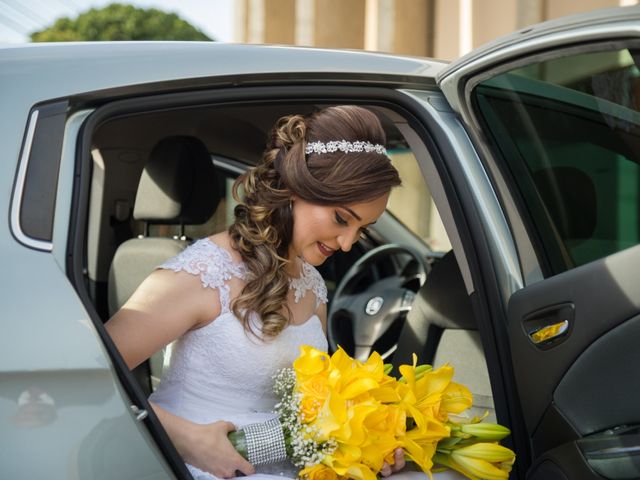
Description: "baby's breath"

(272, 368), (336, 468)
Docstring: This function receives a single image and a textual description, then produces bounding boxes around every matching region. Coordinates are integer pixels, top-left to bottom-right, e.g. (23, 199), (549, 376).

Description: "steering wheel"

(327, 243), (430, 361)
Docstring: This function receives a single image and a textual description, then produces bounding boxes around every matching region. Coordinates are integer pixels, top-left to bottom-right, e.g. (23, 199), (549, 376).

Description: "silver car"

(2, 6), (640, 479)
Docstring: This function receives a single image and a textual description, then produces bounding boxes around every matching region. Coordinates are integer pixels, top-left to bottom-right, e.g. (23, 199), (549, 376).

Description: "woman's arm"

(316, 302), (327, 336)
(105, 268), (217, 369)
(106, 268), (253, 477)
(150, 401), (255, 477)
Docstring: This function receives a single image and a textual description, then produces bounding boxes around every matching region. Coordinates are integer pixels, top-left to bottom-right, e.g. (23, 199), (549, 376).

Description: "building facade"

(234, 0), (638, 250)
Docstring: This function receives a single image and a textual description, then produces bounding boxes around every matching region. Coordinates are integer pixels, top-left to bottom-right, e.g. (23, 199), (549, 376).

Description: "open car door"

(439, 6), (640, 480)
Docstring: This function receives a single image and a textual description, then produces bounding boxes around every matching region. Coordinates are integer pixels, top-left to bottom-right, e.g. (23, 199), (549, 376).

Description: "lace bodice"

(149, 237), (328, 422)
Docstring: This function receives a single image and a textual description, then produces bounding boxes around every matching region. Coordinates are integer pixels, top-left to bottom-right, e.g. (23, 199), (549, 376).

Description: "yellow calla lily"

(370, 385), (402, 403)
(452, 443), (515, 463)
(345, 463), (378, 480)
(448, 453), (510, 480)
(294, 346), (331, 378)
(340, 377), (381, 399)
(274, 346), (515, 480)
(329, 346), (355, 372)
(433, 442), (515, 480)
(440, 381), (473, 415)
(460, 423), (511, 441)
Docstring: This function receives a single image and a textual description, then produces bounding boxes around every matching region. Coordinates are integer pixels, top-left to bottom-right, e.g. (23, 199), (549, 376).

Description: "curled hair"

(229, 106), (401, 338)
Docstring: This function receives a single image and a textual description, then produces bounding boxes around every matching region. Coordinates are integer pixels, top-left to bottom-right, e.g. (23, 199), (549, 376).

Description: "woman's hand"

(182, 421), (256, 478)
(149, 403), (254, 478)
(380, 448), (406, 477)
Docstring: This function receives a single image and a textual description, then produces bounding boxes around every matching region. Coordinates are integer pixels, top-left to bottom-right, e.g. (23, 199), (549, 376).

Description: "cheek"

(292, 210), (331, 245)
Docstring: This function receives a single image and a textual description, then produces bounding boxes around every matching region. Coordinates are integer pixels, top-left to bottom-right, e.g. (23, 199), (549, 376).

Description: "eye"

(334, 212), (348, 226)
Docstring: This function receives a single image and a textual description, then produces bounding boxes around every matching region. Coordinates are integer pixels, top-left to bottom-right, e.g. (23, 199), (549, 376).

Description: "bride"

(106, 105), (464, 480)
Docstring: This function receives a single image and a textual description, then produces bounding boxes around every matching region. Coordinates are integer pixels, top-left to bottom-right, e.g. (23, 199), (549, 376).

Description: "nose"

(338, 229), (360, 252)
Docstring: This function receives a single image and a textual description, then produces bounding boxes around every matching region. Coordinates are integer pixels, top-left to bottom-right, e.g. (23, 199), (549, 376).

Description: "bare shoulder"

(129, 266), (222, 328)
(105, 266), (221, 368)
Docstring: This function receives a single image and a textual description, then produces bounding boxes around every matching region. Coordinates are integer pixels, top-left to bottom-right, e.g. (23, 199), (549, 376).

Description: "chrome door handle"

(130, 404), (148, 422)
(522, 303), (574, 349)
(528, 319), (569, 345)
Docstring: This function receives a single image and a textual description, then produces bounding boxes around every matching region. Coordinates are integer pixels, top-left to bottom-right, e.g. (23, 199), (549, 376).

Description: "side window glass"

(473, 47), (640, 273)
(386, 148), (451, 252)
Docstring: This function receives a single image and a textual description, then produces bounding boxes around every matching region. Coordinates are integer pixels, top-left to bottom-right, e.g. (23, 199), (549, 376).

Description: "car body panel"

(1, 42), (444, 108)
(0, 239), (173, 477)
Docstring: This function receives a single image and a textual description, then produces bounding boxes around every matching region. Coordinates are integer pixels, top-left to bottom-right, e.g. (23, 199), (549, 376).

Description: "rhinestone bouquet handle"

(228, 418), (288, 466)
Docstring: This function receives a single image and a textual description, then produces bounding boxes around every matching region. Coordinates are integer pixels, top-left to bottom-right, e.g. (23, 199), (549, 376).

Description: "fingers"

(235, 455), (256, 477)
(208, 421), (256, 478)
(393, 448), (406, 471)
(381, 448), (406, 477)
(218, 422), (255, 477)
(220, 420), (237, 433)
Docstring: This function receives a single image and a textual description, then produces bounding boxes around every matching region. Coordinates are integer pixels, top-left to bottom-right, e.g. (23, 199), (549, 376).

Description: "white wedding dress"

(149, 238), (464, 480)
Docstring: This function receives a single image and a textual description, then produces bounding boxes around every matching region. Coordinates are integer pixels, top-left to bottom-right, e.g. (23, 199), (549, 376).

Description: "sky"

(0, 0), (235, 43)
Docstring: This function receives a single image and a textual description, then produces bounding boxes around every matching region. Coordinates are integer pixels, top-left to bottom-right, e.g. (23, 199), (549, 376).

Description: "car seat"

(393, 251), (495, 421)
(108, 136), (221, 395)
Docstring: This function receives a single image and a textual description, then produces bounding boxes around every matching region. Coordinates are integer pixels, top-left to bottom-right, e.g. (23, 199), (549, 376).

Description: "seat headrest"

(133, 136), (221, 224)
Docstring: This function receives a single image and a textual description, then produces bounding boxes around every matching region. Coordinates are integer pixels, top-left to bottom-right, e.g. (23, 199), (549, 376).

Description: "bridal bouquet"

(229, 345), (515, 480)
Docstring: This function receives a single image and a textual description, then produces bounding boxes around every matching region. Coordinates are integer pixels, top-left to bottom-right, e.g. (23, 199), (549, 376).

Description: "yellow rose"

(363, 404), (406, 438)
(300, 464), (338, 480)
(299, 374), (330, 400)
(300, 395), (320, 422)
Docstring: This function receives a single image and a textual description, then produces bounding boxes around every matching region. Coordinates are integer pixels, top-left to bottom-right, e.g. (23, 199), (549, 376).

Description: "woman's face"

(289, 193), (390, 266)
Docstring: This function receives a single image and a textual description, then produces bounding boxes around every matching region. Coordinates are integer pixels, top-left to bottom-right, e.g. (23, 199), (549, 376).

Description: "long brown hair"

(229, 105), (401, 337)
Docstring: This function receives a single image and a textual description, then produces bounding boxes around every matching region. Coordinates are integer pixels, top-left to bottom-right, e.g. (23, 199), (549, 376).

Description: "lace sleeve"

(159, 238), (246, 312)
(313, 270), (328, 308)
(289, 261), (328, 309)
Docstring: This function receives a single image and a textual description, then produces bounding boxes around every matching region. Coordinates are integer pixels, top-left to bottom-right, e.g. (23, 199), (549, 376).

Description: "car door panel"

(508, 243), (640, 438)
(509, 245), (640, 478)
(438, 6), (640, 479)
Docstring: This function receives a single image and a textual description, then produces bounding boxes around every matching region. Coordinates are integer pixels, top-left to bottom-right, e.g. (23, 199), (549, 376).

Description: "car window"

(386, 148), (451, 252)
(473, 47), (640, 273)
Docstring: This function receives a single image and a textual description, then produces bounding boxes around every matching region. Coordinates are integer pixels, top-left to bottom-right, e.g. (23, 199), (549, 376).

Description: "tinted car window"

(473, 48), (640, 273)
(387, 148), (451, 252)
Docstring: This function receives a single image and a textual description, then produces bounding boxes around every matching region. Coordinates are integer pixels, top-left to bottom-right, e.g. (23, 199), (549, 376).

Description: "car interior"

(81, 100), (495, 422)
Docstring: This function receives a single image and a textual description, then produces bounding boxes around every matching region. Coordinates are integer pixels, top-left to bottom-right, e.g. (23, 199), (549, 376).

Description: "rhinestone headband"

(305, 140), (387, 156)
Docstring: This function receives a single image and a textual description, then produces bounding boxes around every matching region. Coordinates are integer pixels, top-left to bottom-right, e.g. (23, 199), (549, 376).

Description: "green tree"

(30, 3), (212, 42)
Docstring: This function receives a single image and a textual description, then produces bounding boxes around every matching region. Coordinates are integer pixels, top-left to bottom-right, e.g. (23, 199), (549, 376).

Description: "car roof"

(439, 5), (640, 82)
(0, 42), (446, 107)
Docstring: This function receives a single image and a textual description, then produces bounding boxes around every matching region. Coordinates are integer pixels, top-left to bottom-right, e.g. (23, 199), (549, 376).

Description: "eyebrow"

(342, 206), (362, 221)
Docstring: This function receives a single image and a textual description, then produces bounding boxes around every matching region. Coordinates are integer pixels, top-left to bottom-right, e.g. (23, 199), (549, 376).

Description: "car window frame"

(11, 101), (68, 251)
(67, 82), (481, 479)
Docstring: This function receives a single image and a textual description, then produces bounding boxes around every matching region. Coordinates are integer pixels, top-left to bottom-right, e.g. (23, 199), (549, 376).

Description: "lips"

(317, 242), (335, 257)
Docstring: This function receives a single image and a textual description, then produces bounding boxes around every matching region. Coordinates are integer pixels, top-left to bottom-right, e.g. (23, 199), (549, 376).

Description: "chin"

(303, 251), (326, 267)
(307, 256), (325, 267)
